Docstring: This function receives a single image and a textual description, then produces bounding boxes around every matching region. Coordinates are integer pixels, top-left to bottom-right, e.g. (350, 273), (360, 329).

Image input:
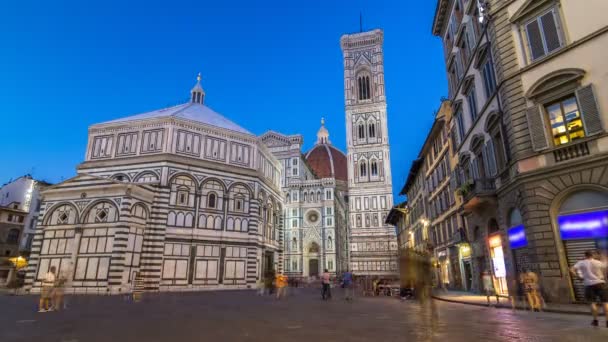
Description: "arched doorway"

(307, 242), (320, 277)
(555, 189), (608, 301)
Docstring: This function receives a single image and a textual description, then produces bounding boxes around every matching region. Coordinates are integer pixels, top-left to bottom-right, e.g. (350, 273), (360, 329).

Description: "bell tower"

(341, 29), (397, 276)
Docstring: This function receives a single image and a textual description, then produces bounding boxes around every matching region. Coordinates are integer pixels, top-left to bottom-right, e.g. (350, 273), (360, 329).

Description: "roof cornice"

(432, 0), (451, 36)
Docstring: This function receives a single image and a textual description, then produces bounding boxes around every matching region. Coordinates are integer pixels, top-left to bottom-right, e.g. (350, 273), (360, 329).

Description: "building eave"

(432, 0), (450, 36)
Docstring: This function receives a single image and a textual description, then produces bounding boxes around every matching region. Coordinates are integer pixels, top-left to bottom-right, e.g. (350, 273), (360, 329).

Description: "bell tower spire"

(190, 73), (205, 105)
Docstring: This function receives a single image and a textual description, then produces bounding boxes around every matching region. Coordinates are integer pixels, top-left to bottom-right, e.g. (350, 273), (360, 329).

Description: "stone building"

(431, 0), (608, 301)
(0, 204), (28, 285)
(262, 120), (349, 277)
(25, 76), (284, 293)
(397, 101), (466, 290)
(341, 29), (399, 276)
(0, 175), (52, 254)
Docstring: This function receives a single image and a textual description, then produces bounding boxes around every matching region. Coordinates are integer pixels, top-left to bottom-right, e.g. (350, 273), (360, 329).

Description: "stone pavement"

(433, 290), (592, 315)
(1, 288), (608, 342)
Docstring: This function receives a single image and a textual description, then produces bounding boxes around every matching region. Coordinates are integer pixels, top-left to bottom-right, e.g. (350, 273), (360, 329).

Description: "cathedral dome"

(305, 119), (347, 182)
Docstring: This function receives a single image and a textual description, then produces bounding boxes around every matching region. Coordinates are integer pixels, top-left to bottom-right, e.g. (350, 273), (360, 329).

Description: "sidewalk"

(433, 290), (592, 316)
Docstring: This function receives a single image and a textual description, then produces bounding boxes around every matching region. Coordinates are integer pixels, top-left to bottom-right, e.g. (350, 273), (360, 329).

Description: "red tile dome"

(305, 144), (347, 182)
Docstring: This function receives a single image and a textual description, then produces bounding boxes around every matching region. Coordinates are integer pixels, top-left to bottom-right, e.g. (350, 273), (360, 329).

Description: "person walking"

(520, 269), (542, 312)
(257, 277), (266, 296)
(52, 268), (69, 311)
(132, 272), (145, 303)
(38, 266), (56, 312)
(276, 273), (288, 300)
(570, 250), (608, 327)
(342, 269), (354, 301)
(321, 269), (331, 300)
(482, 271), (499, 306)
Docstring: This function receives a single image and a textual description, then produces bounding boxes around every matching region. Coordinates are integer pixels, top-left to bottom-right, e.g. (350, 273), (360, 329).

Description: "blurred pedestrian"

(52, 268), (68, 311)
(482, 271), (499, 306)
(570, 250), (608, 327)
(321, 269), (331, 300)
(38, 266), (56, 313)
(132, 272), (144, 303)
(520, 269), (542, 312)
(276, 273), (288, 300)
(342, 269), (354, 301)
(257, 277), (266, 296)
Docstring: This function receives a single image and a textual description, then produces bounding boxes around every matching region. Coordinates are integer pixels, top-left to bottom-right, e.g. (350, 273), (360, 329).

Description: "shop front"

(488, 235), (508, 296)
(556, 189), (608, 301)
(458, 243), (473, 291)
(436, 249), (450, 289)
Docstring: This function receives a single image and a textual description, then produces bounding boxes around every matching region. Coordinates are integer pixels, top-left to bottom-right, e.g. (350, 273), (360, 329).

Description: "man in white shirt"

(570, 250), (608, 327)
(38, 266), (56, 313)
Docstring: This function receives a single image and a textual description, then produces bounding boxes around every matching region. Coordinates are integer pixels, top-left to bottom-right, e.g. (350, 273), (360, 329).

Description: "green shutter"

(576, 85), (603, 136)
(526, 105), (549, 151)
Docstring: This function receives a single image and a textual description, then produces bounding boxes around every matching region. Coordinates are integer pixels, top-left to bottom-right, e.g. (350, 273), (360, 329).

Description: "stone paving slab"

(1, 288), (607, 342)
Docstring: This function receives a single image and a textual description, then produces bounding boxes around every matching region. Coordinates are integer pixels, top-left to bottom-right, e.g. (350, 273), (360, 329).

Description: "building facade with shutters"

(0, 175), (52, 255)
(24, 77), (285, 294)
(0, 204), (28, 286)
(432, 0), (608, 301)
(261, 121), (349, 278)
(341, 29), (399, 276)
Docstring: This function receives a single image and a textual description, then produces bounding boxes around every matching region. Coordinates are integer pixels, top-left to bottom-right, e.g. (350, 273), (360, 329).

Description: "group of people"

(38, 266), (68, 313)
(321, 268), (354, 301)
(479, 249), (607, 328)
(257, 268), (354, 301)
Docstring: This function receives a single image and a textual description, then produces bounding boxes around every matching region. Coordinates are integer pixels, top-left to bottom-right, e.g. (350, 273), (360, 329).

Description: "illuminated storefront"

(554, 190), (608, 301)
(488, 235), (508, 296)
(458, 243), (472, 291)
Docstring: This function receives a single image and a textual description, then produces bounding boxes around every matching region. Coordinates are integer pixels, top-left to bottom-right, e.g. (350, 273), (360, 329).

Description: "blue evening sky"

(0, 0), (446, 200)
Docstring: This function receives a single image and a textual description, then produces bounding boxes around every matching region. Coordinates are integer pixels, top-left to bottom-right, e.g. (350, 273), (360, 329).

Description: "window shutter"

(576, 85), (603, 136)
(450, 170), (458, 190)
(526, 20), (545, 61)
(485, 141), (497, 177)
(481, 146), (490, 179)
(540, 10), (562, 53)
(525, 105), (549, 151)
(469, 159), (479, 180)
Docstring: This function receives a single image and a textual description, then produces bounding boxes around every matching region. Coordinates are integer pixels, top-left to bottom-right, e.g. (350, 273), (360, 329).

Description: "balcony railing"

(461, 178), (497, 211)
(553, 140), (590, 163)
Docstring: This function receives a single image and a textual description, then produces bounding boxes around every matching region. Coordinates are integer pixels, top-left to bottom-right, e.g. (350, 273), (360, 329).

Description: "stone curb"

(432, 295), (591, 316)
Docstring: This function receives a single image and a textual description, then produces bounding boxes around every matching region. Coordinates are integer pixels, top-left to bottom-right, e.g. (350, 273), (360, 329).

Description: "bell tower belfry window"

(191, 73), (205, 105)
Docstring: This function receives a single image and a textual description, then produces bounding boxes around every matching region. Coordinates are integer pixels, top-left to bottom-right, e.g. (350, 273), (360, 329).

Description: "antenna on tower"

(360, 12), (363, 32)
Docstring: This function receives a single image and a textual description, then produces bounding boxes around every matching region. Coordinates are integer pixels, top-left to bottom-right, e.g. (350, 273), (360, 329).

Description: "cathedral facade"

(25, 28), (398, 294)
(341, 29), (399, 275)
(262, 120), (349, 277)
(25, 78), (284, 293)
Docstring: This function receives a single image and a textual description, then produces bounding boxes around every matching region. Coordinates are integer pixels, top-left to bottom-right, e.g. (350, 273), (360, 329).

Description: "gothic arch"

(134, 171), (159, 183)
(130, 202), (149, 220)
(81, 200), (120, 224)
(168, 172), (199, 188)
(43, 202), (80, 225)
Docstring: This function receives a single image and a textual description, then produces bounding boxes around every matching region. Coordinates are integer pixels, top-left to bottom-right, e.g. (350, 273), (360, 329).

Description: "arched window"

(358, 75), (371, 100)
(358, 123), (365, 139)
(368, 123), (376, 138)
(371, 161), (378, 176)
(7, 229), (20, 244)
(208, 193), (217, 208)
(360, 161), (367, 177)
